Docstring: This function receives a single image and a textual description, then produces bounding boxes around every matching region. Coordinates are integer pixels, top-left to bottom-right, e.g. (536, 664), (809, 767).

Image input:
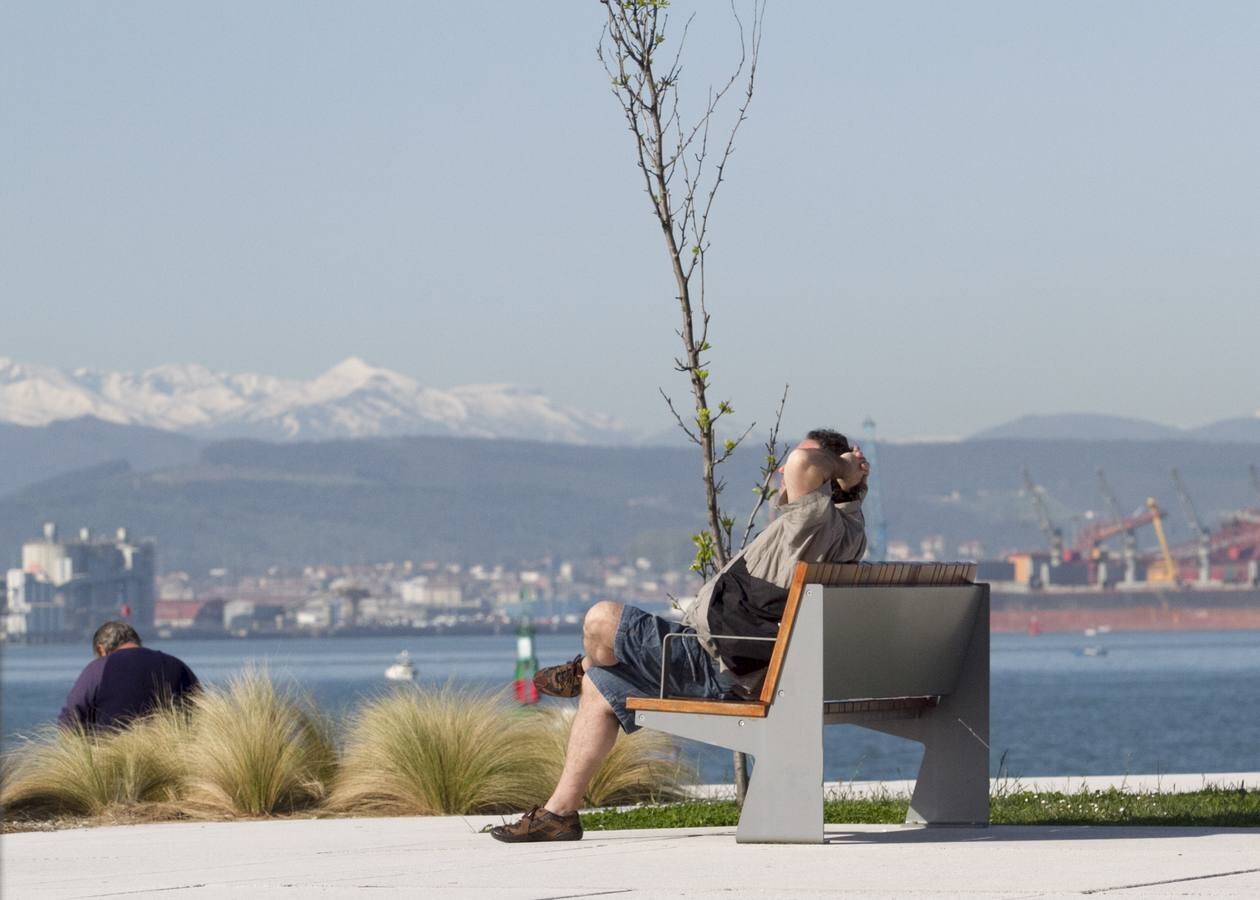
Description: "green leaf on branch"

(690, 531), (716, 573)
(718, 401), (732, 414)
(696, 408), (711, 430)
(724, 438), (736, 453)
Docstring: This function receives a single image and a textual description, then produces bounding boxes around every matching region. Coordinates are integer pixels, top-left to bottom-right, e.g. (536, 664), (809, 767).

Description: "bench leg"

(633, 705), (824, 843)
(902, 703), (988, 825)
(736, 725), (823, 843)
(737, 585), (826, 844)
(902, 593), (989, 825)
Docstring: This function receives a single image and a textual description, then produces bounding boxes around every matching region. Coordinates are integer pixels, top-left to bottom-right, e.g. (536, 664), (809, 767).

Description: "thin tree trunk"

(598, 0), (765, 809)
(733, 751), (749, 802)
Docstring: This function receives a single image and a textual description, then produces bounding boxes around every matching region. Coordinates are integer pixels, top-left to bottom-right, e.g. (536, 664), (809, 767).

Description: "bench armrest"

(659, 631), (776, 699)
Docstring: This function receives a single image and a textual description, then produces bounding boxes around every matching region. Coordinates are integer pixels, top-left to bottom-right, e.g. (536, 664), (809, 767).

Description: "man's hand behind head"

(835, 446), (870, 490)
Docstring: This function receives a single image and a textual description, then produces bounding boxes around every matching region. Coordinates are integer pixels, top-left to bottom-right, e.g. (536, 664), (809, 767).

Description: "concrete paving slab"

(3, 813), (1259, 899)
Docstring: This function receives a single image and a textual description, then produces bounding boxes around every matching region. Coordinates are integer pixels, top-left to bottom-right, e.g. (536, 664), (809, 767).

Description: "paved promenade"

(4, 774), (1259, 899)
(5, 815), (1259, 899)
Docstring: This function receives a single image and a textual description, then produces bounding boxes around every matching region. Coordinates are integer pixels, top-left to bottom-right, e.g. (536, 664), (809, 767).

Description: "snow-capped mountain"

(0, 356), (631, 444)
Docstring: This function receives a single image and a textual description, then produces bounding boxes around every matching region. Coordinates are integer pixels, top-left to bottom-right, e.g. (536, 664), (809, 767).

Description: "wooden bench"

(626, 560), (990, 843)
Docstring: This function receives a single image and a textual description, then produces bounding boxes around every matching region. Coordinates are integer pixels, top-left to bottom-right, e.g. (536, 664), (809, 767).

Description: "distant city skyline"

(2, 2), (1256, 440)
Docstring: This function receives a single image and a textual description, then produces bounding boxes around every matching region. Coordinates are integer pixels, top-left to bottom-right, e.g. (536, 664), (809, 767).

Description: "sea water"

(3, 630), (1258, 783)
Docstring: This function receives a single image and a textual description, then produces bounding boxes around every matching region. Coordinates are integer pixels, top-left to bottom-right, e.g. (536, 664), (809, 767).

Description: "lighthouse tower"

(513, 619), (539, 705)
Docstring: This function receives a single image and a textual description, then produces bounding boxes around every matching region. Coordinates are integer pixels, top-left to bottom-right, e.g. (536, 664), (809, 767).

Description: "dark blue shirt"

(58, 646), (199, 730)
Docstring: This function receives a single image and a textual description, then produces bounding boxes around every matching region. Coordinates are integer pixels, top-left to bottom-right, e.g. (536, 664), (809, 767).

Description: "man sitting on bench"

(490, 428), (870, 843)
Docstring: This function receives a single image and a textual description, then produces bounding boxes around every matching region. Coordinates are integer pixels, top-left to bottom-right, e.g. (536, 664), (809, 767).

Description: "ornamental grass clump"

(0, 707), (190, 820)
(182, 670), (335, 818)
(328, 686), (555, 816)
(538, 707), (695, 808)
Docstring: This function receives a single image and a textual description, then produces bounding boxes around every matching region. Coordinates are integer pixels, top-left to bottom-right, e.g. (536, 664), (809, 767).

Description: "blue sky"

(2, 2), (1256, 439)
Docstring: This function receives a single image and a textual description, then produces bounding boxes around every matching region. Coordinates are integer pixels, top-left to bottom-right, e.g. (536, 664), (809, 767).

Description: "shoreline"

(991, 606), (1260, 632)
(6, 616), (1260, 646)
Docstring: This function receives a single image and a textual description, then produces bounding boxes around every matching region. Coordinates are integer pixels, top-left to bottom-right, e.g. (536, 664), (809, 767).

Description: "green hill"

(2, 429), (1257, 573)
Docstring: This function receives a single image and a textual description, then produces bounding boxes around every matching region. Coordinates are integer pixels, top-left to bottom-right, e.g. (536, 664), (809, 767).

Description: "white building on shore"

(2, 523), (156, 641)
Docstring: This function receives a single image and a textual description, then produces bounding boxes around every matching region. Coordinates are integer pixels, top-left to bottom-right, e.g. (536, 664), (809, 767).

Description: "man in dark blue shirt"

(58, 621), (200, 730)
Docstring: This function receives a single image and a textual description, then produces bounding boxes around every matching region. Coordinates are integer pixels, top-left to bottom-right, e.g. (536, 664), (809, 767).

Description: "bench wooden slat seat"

(823, 695), (938, 716)
(622, 697), (768, 717)
(625, 694), (938, 719)
(626, 560), (990, 844)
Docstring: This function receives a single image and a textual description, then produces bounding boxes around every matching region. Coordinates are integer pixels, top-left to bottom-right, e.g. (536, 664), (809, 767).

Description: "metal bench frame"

(626, 562), (990, 843)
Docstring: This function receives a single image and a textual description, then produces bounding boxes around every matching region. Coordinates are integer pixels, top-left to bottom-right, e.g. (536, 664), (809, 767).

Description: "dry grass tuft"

(0, 707), (189, 819)
(3, 677), (693, 827)
(328, 686), (555, 816)
(537, 707), (695, 808)
(182, 671), (336, 818)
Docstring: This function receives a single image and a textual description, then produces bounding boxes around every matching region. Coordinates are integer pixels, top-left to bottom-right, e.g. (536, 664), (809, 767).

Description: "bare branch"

(714, 419), (756, 465)
(659, 388), (701, 446)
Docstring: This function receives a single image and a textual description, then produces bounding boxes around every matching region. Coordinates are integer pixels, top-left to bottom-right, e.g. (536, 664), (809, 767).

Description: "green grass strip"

(582, 788), (1260, 831)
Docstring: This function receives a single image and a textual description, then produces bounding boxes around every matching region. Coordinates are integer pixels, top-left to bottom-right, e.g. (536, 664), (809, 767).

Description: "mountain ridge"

(968, 412), (1260, 443)
(5, 432), (1258, 574)
(3, 357), (1258, 447)
(0, 356), (630, 445)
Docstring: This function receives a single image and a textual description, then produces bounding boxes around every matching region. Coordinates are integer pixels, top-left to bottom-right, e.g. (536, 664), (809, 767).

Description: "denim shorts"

(586, 604), (737, 733)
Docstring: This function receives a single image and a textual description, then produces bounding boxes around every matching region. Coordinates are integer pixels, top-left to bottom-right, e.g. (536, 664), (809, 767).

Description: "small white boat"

(385, 650), (416, 681)
(1080, 645), (1108, 658)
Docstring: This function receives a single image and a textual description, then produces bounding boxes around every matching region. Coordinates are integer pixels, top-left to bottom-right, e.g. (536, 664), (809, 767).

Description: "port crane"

(1022, 467), (1063, 566)
(1144, 497), (1181, 586)
(1095, 469), (1139, 583)
(1170, 468), (1212, 584)
(862, 416), (888, 561)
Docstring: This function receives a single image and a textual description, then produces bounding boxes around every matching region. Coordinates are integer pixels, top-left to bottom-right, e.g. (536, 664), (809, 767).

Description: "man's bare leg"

(581, 600), (622, 669)
(543, 673), (621, 815)
(541, 600), (626, 813)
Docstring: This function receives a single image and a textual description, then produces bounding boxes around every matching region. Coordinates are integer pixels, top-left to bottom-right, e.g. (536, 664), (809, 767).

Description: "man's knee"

(583, 601), (622, 646)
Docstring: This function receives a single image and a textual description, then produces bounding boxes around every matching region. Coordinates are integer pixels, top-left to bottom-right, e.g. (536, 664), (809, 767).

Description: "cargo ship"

(979, 470), (1260, 632)
(988, 583), (1260, 633)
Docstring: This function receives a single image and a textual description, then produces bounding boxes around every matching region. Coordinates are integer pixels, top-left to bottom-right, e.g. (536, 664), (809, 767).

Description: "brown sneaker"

(533, 654), (585, 698)
(489, 807), (583, 843)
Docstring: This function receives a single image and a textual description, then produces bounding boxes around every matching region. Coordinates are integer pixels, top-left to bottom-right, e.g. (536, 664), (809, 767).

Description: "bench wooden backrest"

(758, 561), (980, 705)
(819, 585), (983, 700)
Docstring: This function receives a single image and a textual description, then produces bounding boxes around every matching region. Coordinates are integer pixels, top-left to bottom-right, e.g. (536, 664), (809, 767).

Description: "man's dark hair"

(806, 428), (864, 504)
(93, 621), (142, 654)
